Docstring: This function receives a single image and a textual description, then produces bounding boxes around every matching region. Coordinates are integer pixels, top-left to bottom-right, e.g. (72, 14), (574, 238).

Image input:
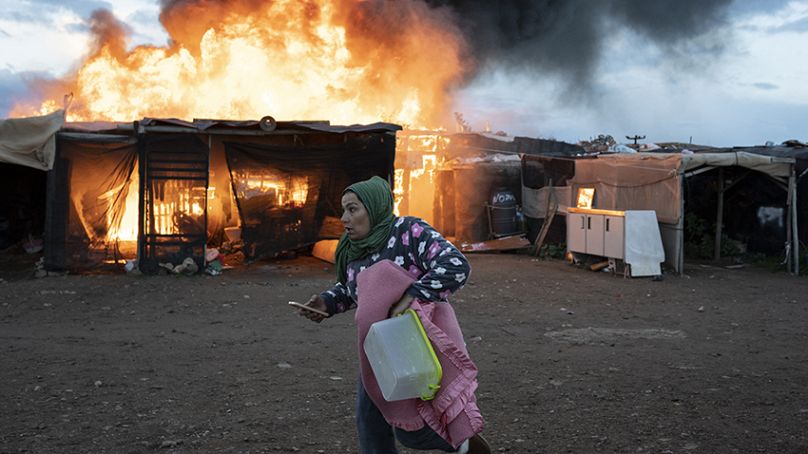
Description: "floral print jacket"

(320, 216), (471, 315)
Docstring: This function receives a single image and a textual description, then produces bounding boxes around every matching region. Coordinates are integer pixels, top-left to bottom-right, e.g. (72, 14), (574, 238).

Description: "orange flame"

(11, 0), (469, 127)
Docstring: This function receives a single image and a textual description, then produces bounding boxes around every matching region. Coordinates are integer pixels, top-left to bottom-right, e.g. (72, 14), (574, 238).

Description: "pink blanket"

(355, 259), (484, 448)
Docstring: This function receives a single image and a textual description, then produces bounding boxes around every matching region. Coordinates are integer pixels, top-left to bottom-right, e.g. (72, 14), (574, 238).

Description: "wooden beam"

(714, 167), (724, 262)
(790, 168), (799, 275)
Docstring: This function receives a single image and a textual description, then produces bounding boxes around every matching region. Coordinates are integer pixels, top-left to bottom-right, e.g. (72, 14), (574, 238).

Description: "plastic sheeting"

(569, 152), (795, 225)
(45, 136), (138, 272)
(624, 211), (666, 277)
(0, 110), (65, 170)
(522, 186), (572, 219)
(570, 154), (682, 224)
(681, 151), (793, 178)
(564, 151), (797, 273)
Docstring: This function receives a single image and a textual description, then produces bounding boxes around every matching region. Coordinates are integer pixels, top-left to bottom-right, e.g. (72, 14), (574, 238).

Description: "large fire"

(11, 0), (468, 127)
(12, 1), (472, 262)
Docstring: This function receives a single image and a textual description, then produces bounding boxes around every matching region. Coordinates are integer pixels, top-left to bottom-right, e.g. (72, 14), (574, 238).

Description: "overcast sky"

(1, 0), (806, 147)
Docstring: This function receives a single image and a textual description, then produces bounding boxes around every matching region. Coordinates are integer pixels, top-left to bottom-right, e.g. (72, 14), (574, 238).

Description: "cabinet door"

(604, 216), (625, 259)
(567, 213), (587, 253)
(585, 214), (605, 256)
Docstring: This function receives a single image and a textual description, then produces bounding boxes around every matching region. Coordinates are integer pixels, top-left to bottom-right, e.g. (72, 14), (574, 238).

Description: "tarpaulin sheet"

(0, 110), (65, 170)
(680, 151), (793, 177)
(568, 152), (795, 225)
(570, 154), (682, 224)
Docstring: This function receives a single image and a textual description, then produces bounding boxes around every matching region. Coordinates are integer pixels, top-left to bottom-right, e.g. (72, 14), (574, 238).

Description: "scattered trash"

(33, 257), (63, 278)
(579, 134), (616, 152)
(22, 236), (43, 254)
(205, 248), (220, 262)
(206, 259), (223, 276)
(161, 258), (199, 275)
(637, 142), (660, 151)
(589, 260), (610, 272)
(205, 248), (225, 276)
(610, 144), (636, 153)
(124, 259), (138, 273)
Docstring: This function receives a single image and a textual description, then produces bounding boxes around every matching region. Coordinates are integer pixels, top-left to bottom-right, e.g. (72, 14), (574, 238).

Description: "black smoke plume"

(424, 0), (732, 85)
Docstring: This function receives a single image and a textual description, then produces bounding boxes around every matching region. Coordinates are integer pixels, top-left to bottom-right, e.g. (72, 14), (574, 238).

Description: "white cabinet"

(567, 212), (587, 253)
(604, 215), (625, 259)
(567, 209), (620, 257)
(566, 208), (664, 277)
(586, 214), (605, 256)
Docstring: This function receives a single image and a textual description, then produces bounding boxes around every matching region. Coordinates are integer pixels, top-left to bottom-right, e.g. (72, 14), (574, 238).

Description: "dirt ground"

(2, 251), (808, 454)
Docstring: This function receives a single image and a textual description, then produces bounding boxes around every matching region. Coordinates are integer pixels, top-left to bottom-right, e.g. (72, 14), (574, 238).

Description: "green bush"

(684, 213), (742, 259)
(539, 242), (567, 259)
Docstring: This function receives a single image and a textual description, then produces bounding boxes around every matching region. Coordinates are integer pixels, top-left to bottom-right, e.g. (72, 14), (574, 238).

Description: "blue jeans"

(357, 381), (456, 453)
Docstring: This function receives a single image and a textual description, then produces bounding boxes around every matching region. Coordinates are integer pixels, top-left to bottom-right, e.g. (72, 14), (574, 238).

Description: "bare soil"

(1, 252), (807, 453)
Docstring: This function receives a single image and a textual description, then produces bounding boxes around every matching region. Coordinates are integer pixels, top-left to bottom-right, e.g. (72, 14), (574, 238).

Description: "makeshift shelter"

(520, 154), (577, 244)
(397, 130), (582, 244)
(42, 117), (399, 273)
(0, 111), (64, 249)
(562, 151), (800, 274)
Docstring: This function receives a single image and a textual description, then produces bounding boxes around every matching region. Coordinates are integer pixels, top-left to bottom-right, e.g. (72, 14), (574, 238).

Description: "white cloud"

(736, 0), (808, 32)
(0, 0), (164, 75)
(0, 7), (90, 75)
(109, 0), (166, 47)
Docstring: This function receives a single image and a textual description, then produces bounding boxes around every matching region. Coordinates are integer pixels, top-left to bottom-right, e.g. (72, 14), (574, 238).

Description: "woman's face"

(341, 191), (371, 240)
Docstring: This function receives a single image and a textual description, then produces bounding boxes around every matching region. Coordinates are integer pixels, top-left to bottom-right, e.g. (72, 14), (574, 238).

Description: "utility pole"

(626, 135), (646, 145)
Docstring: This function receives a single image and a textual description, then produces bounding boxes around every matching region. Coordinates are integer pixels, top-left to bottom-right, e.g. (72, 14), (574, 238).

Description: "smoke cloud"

(154, 0), (733, 91)
(423, 0), (733, 85)
(88, 9), (131, 60)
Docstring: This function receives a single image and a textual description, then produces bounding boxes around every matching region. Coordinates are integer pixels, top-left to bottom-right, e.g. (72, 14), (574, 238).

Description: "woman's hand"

(297, 294), (329, 323)
(388, 293), (415, 318)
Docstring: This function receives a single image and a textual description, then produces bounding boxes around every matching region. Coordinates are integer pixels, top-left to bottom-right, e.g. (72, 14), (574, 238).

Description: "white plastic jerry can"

(363, 309), (443, 402)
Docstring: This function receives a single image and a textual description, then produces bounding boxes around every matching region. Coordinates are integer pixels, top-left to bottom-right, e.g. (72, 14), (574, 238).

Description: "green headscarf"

(334, 176), (396, 283)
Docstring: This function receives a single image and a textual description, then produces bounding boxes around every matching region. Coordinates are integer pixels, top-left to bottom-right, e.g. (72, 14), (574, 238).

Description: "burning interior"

(45, 118), (397, 274)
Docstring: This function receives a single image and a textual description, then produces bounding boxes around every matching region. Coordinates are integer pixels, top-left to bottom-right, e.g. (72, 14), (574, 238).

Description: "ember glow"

(11, 0), (468, 128)
(394, 131), (450, 221)
(244, 175), (309, 209)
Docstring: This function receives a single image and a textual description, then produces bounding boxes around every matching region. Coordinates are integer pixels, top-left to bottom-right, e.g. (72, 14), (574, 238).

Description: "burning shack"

(27, 113), (399, 273)
(395, 129), (582, 246)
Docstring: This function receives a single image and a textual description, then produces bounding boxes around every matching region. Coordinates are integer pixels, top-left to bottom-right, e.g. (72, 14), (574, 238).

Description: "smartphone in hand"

(288, 301), (329, 317)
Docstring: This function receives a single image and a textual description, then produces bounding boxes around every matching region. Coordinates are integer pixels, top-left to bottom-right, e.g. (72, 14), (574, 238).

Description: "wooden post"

(790, 167), (799, 275)
(677, 169), (685, 274)
(401, 169), (411, 216)
(136, 122), (147, 269)
(714, 168), (724, 262)
(532, 179), (556, 256)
